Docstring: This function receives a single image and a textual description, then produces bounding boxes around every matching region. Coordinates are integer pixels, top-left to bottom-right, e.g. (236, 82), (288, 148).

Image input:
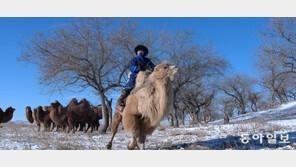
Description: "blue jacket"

(129, 54), (155, 76)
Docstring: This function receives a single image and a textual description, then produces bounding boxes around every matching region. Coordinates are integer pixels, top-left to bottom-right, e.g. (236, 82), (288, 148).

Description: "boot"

(117, 87), (132, 107)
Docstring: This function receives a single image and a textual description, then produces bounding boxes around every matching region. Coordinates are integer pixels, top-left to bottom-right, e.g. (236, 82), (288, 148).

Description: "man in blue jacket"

(117, 45), (155, 107)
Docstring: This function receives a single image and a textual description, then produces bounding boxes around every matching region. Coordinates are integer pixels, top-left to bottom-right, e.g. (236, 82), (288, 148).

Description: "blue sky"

(0, 17), (269, 121)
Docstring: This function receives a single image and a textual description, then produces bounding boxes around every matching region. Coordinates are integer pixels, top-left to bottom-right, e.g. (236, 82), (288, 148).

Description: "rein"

(130, 85), (146, 95)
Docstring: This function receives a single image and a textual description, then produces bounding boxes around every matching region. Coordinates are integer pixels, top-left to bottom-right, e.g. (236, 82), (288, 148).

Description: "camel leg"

(138, 135), (146, 150)
(67, 117), (75, 134)
(67, 124), (72, 133)
(50, 123), (55, 132)
(127, 137), (138, 150)
(42, 124), (46, 132)
(72, 122), (76, 133)
(44, 124), (48, 132)
(37, 123), (40, 132)
(106, 111), (122, 150)
(90, 123), (94, 133)
(96, 122), (100, 130)
(85, 123), (90, 133)
(123, 116), (140, 150)
(76, 123), (79, 131)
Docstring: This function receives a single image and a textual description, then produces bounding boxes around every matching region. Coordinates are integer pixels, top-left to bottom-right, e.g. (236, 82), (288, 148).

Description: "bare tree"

(255, 17), (296, 106)
(247, 91), (262, 112)
(18, 18), (161, 133)
(259, 18), (296, 74)
(160, 30), (229, 127)
(218, 74), (257, 115)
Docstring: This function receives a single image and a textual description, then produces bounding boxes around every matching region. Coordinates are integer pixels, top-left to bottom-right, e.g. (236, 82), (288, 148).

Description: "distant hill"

(8, 120), (30, 125)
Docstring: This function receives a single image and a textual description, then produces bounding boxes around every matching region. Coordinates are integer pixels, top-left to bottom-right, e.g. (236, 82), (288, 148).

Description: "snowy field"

(1, 101), (296, 150)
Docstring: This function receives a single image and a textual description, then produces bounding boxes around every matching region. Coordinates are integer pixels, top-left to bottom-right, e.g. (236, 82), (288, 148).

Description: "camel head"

(43, 106), (50, 112)
(37, 106), (43, 111)
(6, 107), (15, 113)
(26, 106), (31, 111)
(51, 100), (61, 108)
(153, 61), (178, 81)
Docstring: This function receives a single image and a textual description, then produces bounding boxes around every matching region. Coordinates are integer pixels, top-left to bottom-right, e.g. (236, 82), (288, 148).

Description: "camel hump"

(54, 100), (60, 105)
(79, 98), (87, 103)
(51, 100), (61, 108)
(69, 98), (79, 105)
(78, 98), (90, 106)
(7, 107), (15, 112)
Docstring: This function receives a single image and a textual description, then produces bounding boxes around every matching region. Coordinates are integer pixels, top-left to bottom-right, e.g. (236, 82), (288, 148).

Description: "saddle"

(115, 85), (146, 115)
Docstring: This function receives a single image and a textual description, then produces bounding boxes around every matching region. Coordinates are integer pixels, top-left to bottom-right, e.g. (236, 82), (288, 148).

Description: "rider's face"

(137, 50), (144, 56)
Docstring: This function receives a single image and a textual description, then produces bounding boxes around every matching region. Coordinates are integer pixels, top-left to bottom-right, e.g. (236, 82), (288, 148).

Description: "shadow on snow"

(155, 131), (296, 150)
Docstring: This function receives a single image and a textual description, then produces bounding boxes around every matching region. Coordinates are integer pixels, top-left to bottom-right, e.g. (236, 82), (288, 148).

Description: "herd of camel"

(0, 98), (102, 133)
(25, 98), (103, 133)
(0, 62), (178, 150)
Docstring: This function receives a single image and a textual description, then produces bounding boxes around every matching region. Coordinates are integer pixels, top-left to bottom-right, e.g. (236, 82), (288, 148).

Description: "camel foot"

(106, 143), (112, 150)
(127, 141), (138, 150)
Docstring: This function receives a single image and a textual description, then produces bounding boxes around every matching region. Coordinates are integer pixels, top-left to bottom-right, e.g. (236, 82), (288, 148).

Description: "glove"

(139, 61), (146, 71)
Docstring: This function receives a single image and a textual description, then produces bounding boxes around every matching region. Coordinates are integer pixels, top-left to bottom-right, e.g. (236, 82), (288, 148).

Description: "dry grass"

(169, 129), (182, 136)
(0, 123), (102, 150)
(157, 123), (170, 131)
(183, 129), (207, 137)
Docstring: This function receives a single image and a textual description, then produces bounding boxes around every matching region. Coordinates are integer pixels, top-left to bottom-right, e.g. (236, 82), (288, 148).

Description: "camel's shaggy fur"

(0, 107), (15, 124)
(35, 106), (53, 132)
(107, 61), (178, 150)
(32, 107), (42, 131)
(66, 98), (93, 133)
(49, 100), (68, 131)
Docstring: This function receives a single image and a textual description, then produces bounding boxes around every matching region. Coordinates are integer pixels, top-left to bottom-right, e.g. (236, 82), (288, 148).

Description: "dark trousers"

(124, 74), (137, 88)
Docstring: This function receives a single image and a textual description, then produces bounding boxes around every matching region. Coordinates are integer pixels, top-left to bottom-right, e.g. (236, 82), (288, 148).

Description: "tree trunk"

(168, 113), (174, 127)
(241, 103), (246, 115)
(194, 111), (199, 124)
(223, 113), (229, 124)
(106, 98), (113, 131)
(99, 93), (109, 133)
(270, 90), (276, 108)
(181, 110), (185, 125)
(173, 102), (179, 127)
(188, 113), (194, 124)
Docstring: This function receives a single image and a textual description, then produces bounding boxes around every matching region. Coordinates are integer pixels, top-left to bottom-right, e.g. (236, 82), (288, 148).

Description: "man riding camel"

(117, 45), (155, 108)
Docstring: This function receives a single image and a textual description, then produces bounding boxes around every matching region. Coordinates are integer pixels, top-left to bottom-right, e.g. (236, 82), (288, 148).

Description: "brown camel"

(66, 98), (92, 133)
(25, 106), (34, 123)
(49, 100), (68, 132)
(106, 61), (178, 150)
(92, 106), (102, 131)
(0, 107), (15, 124)
(35, 106), (53, 132)
(76, 105), (103, 132)
(32, 107), (42, 131)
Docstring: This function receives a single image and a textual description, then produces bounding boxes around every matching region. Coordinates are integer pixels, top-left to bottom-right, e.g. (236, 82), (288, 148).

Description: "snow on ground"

(1, 101), (296, 150)
(212, 101), (296, 125)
